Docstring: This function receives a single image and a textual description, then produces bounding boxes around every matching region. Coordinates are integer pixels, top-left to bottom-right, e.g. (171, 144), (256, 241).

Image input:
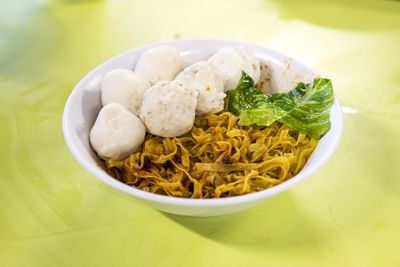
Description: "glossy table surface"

(1, 0), (400, 266)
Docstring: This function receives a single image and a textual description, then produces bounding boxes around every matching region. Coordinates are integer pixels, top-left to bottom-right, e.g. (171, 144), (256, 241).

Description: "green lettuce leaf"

(226, 72), (269, 114)
(225, 72), (334, 139)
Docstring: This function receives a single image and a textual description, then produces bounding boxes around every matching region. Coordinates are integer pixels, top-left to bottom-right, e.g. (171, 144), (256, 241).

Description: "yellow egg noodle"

(104, 112), (317, 198)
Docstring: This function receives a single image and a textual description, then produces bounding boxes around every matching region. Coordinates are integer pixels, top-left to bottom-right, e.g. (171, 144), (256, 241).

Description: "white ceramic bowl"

(63, 39), (342, 217)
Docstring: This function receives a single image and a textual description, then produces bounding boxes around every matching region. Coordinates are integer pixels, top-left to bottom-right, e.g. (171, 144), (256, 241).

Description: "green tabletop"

(1, 0), (400, 266)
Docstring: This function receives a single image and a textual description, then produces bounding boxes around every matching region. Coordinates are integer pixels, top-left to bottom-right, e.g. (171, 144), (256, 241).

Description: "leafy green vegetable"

(226, 72), (268, 114)
(225, 72), (334, 139)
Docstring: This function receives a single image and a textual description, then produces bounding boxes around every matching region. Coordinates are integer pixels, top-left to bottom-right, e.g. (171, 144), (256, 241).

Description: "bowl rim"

(63, 39), (343, 207)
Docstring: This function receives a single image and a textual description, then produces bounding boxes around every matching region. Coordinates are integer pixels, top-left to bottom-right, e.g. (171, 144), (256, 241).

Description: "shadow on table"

(162, 192), (324, 251)
(269, 0), (400, 32)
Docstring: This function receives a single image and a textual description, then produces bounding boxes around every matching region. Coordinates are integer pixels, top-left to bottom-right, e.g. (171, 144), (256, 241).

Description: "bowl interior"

(63, 39), (342, 206)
